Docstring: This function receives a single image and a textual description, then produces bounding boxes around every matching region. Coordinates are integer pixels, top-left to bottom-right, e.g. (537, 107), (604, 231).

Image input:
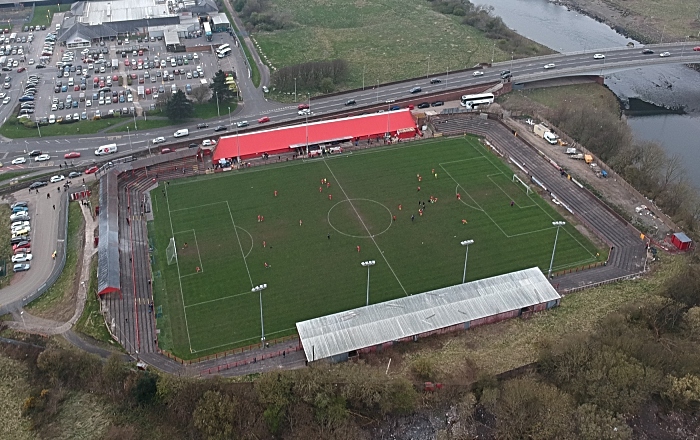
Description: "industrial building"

(296, 267), (561, 363)
(57, 0), (215, 48)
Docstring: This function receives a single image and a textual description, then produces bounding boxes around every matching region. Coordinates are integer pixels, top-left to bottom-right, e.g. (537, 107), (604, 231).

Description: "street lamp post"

(362, 65), (365, 90)
(361, 261), (376, 306)
(215, 91), (220, 117)
(133, 112), (137, 130)
(460, 240), (474, 284)
(36, 120), (42, 137)
(236, 124), (240, 164)
(294, 77), (297, 102)
(547, 221), (566, 279)
(491, 42), (495, 64)
(228, 106), (231, 127)
(510, 52), (514, 72)
(426, 54), (430, 78)
(251, 284), (268, 342)
(20, 311), (26, 330)
(127, 126), (133, 151)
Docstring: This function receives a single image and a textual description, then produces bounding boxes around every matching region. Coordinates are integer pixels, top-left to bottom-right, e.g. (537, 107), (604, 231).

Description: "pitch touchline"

(163, 185), (195, 353)
(169, 200), (228, 213)
(323, 160), (408, 296)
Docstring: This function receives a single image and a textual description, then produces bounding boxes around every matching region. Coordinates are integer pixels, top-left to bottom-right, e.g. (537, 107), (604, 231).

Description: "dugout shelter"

(296, 267), (560, 363)
(213, 110), (420, 162)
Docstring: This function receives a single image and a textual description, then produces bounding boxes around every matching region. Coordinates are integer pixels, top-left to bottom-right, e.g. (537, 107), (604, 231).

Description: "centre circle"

(327, 198), (393, 239)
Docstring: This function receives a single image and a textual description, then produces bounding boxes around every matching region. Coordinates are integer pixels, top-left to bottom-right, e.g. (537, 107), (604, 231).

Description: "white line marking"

(323, 159), (408, 296)
(185, 289), (253, 308)
(164, 184), (195, 353)
(169, 200), (228, 213)
(225, 200), (254, 288)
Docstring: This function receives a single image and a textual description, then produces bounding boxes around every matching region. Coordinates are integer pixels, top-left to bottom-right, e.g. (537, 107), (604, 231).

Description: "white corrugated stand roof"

(296, 267), (560, 362)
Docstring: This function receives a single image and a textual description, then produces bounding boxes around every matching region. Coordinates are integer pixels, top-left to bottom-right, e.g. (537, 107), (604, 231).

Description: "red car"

(130, 73), (137, 79)
(16, 67), (25, 73)
(74, 85), (80, 91)
(99, 81), (105, 87)
(13, 242), (31, 251)
(64, 152), (81, 159)
(124, 59), (130, 66)
(112, 75), (119, 81)
(297, 103), (309, 110)
(145, 87), (152, 95)
(258, 116), (270, 124)
(85, 166), (99, 174)
(694, 47), (700, 51)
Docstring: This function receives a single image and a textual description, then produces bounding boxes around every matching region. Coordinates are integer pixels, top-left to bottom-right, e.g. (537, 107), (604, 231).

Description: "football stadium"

(149, 135), (602, 358)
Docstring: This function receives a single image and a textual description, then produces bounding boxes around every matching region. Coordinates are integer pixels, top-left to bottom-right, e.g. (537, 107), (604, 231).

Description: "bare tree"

(191, 85), (210, 104)
(652, 154), (685, 202)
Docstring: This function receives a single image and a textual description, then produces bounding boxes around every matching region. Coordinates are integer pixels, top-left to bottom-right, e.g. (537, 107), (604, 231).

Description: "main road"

(1, 42), (698, 168)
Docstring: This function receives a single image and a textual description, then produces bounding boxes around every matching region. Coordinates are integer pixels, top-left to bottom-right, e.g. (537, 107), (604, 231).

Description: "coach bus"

(460, 93), (495, 109)
(216, 44), (230, 55)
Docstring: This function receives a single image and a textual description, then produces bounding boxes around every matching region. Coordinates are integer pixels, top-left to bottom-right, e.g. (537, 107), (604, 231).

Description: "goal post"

(166, 237), (178, 265)
(512, 174), (532, 195)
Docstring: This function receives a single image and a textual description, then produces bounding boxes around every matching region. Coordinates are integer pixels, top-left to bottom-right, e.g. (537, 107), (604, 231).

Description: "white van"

(217, 48), (232, 58)
(95, 143), (118, 155)
(173, 129), (189, 138)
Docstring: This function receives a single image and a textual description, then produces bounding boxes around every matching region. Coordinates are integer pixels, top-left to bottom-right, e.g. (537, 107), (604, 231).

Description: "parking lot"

(3, 11), (230, 129)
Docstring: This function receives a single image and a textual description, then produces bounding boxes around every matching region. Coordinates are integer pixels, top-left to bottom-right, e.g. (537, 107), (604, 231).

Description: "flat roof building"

(58, 0), (191, 47)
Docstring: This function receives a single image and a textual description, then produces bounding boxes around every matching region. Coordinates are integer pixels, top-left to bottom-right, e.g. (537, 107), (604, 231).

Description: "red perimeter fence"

(160, 334), (301, 366)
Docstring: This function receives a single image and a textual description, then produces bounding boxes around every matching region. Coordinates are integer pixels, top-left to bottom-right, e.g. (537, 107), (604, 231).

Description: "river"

(475, 0), (700, 188)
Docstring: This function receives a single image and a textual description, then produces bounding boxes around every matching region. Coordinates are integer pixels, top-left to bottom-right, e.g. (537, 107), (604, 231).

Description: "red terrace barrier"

(199, 344), (304, 376)
(160, 334), (300, 366)
(551, 260), (607, 278)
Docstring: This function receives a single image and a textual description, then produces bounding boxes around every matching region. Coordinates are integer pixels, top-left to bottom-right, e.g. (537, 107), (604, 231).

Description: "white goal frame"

(166, 237), (178, 265)
(512, 174), (532, 195)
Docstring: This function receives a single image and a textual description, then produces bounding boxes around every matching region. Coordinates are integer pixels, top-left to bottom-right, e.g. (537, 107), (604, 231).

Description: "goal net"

(166, 237), (178, 265)
(512, 174), (532, 195)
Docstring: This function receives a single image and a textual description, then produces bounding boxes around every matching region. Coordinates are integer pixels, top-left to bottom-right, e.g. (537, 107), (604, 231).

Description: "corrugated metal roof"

(296, 267), (560, 362)
(673, 232), (692, 243)
(97, 170), (121, 296)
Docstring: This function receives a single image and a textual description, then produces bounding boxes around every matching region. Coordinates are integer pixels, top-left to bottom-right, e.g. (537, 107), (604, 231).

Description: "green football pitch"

(149, 136), (603, 358)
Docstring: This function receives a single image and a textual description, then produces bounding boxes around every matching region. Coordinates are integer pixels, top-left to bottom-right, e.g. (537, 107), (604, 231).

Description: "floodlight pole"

(361, 261), (375, 306)
(252, 284), (268, 343)
(127, 126), (133, 151)
(461, 240), (474, 284)
(20, 311), (26, 330)
(215, 91), (220, 117)
(548, 221), (566, 279)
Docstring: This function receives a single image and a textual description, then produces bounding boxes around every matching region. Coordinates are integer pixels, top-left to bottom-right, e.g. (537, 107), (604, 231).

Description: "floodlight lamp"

(552, 221), (566, 226)
(461, 239), (474, 246)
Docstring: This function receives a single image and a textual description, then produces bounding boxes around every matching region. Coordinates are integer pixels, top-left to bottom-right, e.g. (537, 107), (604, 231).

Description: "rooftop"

(80, 0), (176, 25)
(296, 267), (560, 362)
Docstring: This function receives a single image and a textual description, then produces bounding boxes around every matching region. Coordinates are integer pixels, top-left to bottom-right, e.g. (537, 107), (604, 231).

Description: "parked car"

(85, 166), (99, 174)
(68, 171), (82, 178)
(13, 263), (30, 272)
(11, 157), (26, 165)
(28, 181), (47, 189)
(11, 253), (32, 263)
(50, 175), (65, 183)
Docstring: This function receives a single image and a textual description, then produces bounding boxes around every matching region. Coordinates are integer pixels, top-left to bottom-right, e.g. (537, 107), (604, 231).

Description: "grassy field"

(151, 136), (602, 358)
(26, 203), (84, 320)
(497, 83), (621, 115)
(253, 0), (535, 91)
(29, 5), (62, 28)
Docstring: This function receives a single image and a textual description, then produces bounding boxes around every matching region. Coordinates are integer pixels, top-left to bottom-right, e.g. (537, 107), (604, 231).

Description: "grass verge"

(223, 8), (261, 87)
(193, 100), (236, 119)
(106, 118), (173, 133)
(25, 203), (84, 320)
(0, 117), (127, 139)
(497, 83), (621, 115)
(29, 5), (62, 28)
(0, 205), (14, 289)
(75, 255), (113, 344)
